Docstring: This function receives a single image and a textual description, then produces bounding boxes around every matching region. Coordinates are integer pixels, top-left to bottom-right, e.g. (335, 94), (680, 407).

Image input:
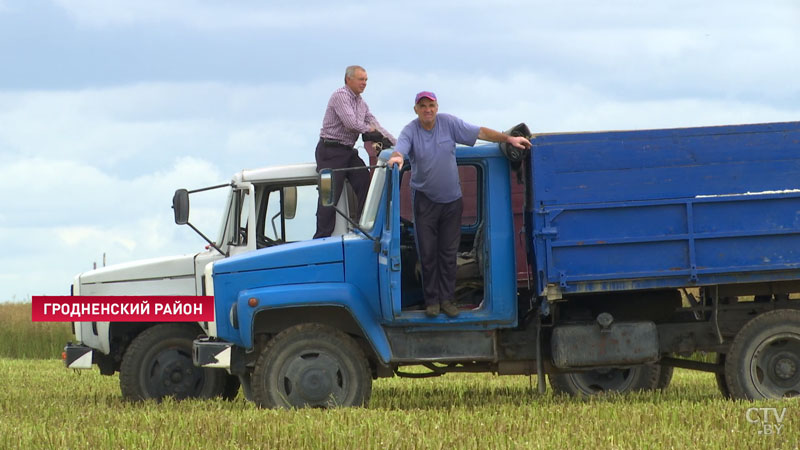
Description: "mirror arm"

(188, 182), (232, 194)
(173, 181), (233, 254)
(186, 222), (226, 256)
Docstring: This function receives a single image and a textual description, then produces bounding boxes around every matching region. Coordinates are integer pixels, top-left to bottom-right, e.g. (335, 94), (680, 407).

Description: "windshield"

(359, 160), (388, 230)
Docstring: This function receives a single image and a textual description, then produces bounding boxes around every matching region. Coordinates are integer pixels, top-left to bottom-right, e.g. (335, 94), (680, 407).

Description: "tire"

(715, 353), (730, 398)
(654, 364), (674, 391)
(549, 364), (660, 397)
(251, 323), (372, 408)
(119, 324), (227, 401)
(725, 309), (800, 400)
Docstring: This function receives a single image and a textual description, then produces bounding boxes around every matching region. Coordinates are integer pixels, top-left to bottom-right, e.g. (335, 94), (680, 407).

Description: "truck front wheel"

(549, 364), (660, 396)
(119, 324), (227, 401)
(725, 309), (800, 400)
(251, 323), (372, 408)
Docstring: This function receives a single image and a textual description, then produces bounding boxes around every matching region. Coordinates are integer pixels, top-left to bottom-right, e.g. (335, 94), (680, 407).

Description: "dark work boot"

(440, 300), (460, 318)
(425, 304), (440, 317)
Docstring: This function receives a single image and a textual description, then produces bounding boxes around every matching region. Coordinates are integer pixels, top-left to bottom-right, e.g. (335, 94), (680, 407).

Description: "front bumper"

(63, 343), (93, 369)
(193, 338), (239, 370)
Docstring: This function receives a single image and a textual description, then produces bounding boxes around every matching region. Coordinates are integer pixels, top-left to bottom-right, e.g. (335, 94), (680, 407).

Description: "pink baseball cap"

(415, 91), (437, 104)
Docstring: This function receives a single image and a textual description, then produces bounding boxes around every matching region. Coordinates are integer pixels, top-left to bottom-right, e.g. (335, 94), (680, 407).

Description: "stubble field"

(1, 302), (797, 449)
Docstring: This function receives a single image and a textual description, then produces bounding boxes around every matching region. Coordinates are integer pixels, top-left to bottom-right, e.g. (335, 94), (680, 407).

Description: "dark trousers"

(413, 191), (463, 307)
(314, 139), (370, 239)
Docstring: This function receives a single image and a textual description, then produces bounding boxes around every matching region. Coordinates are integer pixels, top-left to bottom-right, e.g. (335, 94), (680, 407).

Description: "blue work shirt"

(394, 113), (480, 203)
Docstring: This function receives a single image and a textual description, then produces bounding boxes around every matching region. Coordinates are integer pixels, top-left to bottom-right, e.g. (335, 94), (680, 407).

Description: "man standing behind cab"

(387, 91), (531, 318)
(314, 65), (396, 239)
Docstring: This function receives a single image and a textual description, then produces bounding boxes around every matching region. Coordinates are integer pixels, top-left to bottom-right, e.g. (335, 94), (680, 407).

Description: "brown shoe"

(425, 304), (440, 317)
(440, 300), (460, 318)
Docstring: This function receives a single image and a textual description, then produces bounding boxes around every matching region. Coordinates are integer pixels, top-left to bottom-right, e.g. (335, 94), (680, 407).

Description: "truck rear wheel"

(725, 309), (800, 400)
(655, 365), (674, 390)
(549, 364), (660, 396)
(119, 324), (227, 401)
(251, 323), (372, 408)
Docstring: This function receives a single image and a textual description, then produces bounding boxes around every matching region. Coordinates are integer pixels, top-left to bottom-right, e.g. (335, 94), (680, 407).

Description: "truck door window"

(458, 165), (479, 227)
(258, 184), (318, 247)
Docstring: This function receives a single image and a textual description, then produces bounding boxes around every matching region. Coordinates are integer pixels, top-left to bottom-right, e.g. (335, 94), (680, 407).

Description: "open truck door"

(378, 165), (403, 318)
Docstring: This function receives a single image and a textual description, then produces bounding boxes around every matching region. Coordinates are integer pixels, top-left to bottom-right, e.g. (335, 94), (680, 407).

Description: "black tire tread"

(724, 309), (800, 400)
(549, 364), (661, 397)
(119, 323), (226, 401)
(655, 365), (674, 391)
(251, 323), (371, 408)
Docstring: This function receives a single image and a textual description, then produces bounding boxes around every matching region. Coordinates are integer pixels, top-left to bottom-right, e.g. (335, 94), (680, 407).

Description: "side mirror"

(172, 189), (190, 225)
(283, 186), (297, 220)
(319, 169), (335, 207)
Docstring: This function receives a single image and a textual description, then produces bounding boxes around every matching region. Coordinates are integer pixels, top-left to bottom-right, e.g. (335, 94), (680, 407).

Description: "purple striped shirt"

(320, 86), (395, 147)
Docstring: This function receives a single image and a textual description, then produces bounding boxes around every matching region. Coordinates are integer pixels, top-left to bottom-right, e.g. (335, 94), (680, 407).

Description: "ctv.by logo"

(746, 407), (787, 435)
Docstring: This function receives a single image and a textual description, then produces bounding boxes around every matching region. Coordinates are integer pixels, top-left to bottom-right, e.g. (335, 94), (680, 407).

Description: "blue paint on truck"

(531, 121), (800, 295)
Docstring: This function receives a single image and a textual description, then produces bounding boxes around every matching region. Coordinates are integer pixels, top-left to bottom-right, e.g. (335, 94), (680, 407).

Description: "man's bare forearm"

(478, 127), (532, 150)
(477, 127), (509, 143)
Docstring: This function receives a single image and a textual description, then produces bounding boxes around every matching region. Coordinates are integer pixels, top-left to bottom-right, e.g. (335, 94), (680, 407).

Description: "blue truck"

(190, 120), (800, 407)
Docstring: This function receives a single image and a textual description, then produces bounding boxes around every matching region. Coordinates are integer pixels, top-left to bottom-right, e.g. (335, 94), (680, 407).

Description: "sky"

(1, 0), (799, 301)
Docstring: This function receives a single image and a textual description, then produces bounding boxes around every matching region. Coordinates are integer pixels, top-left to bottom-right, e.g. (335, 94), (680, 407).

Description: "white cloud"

(0, 82), (334, 175)
(0, 155), (225, 221)
(51, 0), (365, 30)
(56, 226), (137, 250)
(0, 155), (230, 300)
(0, 89), (213, 168)
(370, 70), (800, 134)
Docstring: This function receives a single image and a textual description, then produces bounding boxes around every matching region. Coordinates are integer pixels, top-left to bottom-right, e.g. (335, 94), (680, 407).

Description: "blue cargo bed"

(530, 121), (800, 295)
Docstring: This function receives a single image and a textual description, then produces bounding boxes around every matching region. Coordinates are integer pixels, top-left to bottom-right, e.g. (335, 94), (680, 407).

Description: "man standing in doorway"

(387, 91), (531, 318)
(314, 65), (395, 239)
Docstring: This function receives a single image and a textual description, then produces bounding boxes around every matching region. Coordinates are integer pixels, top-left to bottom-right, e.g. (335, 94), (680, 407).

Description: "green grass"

(0, 303), (72, 359)
(0, 303), (797, 448)
(0, 358), (797, 449)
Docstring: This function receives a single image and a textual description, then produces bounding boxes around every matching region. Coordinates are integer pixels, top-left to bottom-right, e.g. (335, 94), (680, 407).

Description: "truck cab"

(65, 162), (356, 401)
(194, 146), (534, 407)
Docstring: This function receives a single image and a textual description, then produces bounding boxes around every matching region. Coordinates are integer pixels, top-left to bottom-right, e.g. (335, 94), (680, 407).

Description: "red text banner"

(31, 296), (214, 322)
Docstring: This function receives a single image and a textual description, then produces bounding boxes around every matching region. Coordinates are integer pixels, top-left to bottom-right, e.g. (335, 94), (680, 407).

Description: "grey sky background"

(2, 0), (799, 300)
